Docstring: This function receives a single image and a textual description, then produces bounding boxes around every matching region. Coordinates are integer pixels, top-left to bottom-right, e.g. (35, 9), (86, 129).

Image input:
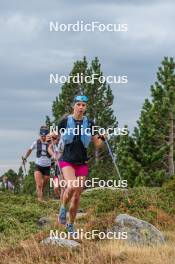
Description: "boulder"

(37, 217), (51, 227)
(110, 214), (165, 246)
(41, 237), (81, 248)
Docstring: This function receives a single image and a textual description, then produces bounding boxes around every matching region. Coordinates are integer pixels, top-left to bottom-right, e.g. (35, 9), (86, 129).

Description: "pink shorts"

(58, 161), (88, 177)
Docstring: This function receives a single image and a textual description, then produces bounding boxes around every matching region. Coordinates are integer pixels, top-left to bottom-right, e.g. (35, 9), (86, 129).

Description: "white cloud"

(0, 14), (42, 43)
(0, 129), (36, 140)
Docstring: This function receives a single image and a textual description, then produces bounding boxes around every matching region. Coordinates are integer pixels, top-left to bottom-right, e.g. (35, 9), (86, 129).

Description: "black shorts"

(35, 165), (51, 176)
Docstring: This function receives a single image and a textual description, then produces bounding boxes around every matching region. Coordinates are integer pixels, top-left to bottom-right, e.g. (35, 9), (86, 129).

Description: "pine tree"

(116, 127), (142, 187)
(133, 57), (175, 186)
(51, 57), (117, 125)
(23, 162), (36, 195)
(49, 57), (118, 180)
(52, 57), (88, 122)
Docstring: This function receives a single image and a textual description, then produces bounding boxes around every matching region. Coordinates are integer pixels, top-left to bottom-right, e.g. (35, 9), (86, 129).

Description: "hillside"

(0, 185), (175, 264)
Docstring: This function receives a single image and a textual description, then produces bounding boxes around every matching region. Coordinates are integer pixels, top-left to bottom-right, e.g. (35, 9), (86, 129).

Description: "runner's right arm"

(23, 149), (32, 160)
(22, 141), (36, 163)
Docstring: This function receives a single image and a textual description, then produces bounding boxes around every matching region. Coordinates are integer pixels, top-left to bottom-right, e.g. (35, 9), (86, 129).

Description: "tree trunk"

(95, 149), (99, 164)
(168, 110), (174, 176)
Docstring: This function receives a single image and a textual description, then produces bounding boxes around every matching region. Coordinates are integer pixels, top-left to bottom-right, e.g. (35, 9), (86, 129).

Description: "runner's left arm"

(92, 134), (105, 149)
(90, 120), (105, 148)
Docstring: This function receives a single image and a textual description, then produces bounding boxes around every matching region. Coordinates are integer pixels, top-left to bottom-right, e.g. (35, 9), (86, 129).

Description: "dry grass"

(1, 188), (175, 263)
(0, 232), (175, 264)
(101, 239), (175, 264)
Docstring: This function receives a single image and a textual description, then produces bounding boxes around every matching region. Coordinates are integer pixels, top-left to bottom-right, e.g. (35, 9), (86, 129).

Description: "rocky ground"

(0, 183), (175, 264)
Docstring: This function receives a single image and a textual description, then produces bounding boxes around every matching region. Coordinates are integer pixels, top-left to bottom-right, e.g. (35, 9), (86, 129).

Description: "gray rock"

(41, 237), (81, 248)
(37, 217), (51, 227)
(77, 208), (84, 213)
(110, 214), (165, 246)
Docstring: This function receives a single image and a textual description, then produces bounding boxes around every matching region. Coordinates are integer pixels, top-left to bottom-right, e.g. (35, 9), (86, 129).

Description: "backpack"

(62, 115), (91, 148)
(36, 139), (51, 158)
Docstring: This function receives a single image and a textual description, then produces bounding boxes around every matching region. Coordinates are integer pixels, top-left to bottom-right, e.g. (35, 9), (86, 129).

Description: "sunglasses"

(74, 95), (88, 102)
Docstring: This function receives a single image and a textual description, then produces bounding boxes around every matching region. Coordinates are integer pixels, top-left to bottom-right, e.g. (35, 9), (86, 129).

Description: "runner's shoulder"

(57, 115), (69, 129)
(88, 119), (94, 126)
(30, 140), (37, 150)
(58, 115), (94, 128)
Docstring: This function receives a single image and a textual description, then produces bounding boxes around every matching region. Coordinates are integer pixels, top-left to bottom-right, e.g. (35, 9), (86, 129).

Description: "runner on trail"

(22, 126), (52, 202)
(2, 176), (14, 192)
(57, 95), (105, 235)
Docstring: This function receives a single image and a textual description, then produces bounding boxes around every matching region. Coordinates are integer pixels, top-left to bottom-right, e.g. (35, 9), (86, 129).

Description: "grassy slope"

(0, 186), (175, 263)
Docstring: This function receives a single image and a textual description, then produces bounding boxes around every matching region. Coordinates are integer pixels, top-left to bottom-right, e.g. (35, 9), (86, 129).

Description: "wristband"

(98, 135), (105, 141)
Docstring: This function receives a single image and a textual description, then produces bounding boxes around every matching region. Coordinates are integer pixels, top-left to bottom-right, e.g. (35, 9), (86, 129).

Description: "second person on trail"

(57, 95), (105, 235)
(22, 126), (52, 202)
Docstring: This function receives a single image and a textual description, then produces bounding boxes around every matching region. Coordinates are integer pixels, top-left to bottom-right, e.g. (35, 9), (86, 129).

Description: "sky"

(0, 0), (175, 175)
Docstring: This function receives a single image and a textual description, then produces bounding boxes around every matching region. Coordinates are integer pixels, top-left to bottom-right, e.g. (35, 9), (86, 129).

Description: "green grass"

(80, 187), (175, 226)
(0, 185), (175, 247)
(0, 192), (59, 246)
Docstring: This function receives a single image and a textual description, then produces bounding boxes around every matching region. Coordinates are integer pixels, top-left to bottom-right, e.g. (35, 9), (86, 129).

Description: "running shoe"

(66, 223), (76, 236)
(58, 205), (67, 225)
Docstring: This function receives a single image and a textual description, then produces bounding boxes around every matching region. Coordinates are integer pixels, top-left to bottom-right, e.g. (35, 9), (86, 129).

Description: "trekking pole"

(52, 145), (63, 179)
(104, 137), (131, 204)
(21, 156), (27, 177)
(52, 144), (65, 197)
